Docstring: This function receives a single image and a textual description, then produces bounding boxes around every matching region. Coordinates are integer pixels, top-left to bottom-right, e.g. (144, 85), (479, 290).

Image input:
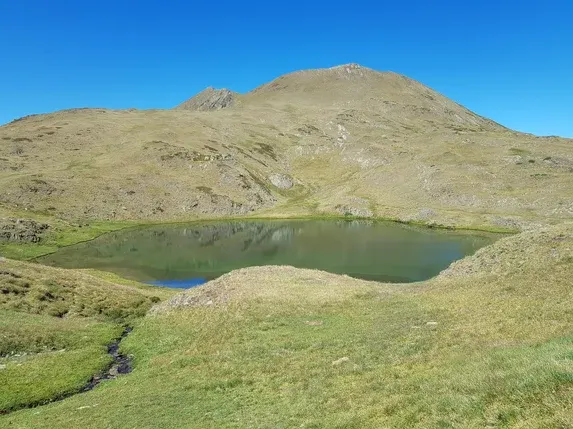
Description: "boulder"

(269, 173), (294, 190)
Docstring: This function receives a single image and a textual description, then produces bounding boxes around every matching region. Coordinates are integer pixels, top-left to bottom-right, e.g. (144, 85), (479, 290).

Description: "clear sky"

(1, 0), (572, 137)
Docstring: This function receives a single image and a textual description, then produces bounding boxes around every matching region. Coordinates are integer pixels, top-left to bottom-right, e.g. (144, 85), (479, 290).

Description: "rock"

(417, 208), (437, 220)
(0, 218), (50, 243)
(489, 216), (542, 231)
(490, 216), (522, 230)
(187, 191), (262, 217)
(269, 173), (294, 190)
(176, 87), (237, 111)
(543, 156), (573, 170)
(332, 356), (350, 366)
(335, 205), (373, 218)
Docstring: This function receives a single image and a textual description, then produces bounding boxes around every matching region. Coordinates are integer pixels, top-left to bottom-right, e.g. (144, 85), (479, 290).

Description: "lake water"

(39, 220), (495, 288)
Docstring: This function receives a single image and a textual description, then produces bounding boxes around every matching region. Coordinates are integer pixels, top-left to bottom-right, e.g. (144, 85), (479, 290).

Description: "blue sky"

(1, 0), (572, 137)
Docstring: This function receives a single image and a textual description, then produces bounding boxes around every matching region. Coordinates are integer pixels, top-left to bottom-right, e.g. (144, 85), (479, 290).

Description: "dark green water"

(39, 220), (495, 287)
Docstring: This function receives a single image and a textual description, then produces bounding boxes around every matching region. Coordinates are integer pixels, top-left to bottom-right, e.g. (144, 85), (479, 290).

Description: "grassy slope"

(0, 258), (164, 318)
(1, 65), (572, 231)
(0, 258), (176, 413)
(0, 310), (121, 412)
(2, 223), (572, 428)
(0, 205), (136, 259)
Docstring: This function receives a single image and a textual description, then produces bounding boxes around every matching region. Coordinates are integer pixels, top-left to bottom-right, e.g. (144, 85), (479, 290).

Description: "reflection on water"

(39, 220), (495, 287)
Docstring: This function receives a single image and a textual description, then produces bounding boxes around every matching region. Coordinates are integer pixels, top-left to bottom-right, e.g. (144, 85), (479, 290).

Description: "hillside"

(3, 222), (573, 427)
(1, 64), (572, 230)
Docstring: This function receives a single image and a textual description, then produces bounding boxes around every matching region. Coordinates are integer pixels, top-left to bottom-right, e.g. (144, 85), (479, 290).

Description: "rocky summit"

(0, 64), (571, 230)
(176, 87), (238, 111)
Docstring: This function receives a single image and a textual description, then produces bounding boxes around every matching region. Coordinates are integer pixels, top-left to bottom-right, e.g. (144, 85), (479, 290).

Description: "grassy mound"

(1, 223), (572, 427)
(0, 258), (161, 319)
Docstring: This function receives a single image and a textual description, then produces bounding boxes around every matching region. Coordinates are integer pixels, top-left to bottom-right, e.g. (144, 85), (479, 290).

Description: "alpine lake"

(39, 220), (496, 288)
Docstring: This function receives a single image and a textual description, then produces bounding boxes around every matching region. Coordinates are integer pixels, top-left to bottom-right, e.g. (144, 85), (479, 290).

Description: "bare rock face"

(335, 205), (373, 218)
(269, 173), (294, 190)
(0, 218), (50, 243)
(334, 197), (374, 218)
(176, 87), (237, 111)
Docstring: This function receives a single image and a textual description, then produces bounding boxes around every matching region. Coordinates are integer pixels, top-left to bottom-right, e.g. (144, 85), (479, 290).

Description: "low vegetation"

(1, 223), (572, 427)
(0, 310), (121, 412)
(0, 258), (175, 414)
(0, 258), (161, 319)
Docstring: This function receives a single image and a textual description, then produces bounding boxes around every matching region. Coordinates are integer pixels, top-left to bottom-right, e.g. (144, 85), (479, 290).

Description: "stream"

(0, 326), (133, 415)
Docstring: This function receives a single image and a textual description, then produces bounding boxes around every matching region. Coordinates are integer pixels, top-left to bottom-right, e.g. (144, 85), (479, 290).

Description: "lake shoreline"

(38, 219), (496, 287)
(1, 213), (511, 263)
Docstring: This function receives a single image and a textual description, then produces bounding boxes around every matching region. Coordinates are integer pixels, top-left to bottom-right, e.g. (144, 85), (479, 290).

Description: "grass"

(0, 310), (122, 413)
(508, 147), (531, 156)
(0, 219), (137, 260)
(0, 310), (119, 356)
(1, 223), (572, 427)
(0, 256), (173, 415)
(0, 259), (160, 319)
(81, 269), (176, 301)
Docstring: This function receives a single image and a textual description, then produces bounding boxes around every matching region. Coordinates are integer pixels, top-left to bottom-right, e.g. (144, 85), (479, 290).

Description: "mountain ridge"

(1, 64), (572, 230)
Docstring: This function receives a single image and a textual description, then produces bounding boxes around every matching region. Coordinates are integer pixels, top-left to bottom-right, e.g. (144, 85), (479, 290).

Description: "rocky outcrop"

(334, 197), (374, 218)
(269, 173), (294, 189)
(0, 218), (50, 243)
(335, 206), (373, 218)
(176, 87), (237, 111)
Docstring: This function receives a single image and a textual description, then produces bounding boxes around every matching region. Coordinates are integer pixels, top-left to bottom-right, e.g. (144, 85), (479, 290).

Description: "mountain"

(176, 87), (238, 111)
(245, 64), (503, 131)
(0, 64), (572, 230)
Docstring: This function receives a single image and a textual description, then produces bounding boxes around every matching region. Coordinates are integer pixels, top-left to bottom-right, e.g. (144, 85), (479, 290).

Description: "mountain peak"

(330, 63), (364, 70)
(176, 87), (237, 111)
(241, 64), (503, 131)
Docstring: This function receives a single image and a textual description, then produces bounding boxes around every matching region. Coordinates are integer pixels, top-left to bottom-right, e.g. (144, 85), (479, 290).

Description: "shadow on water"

(39, 220), (496, 288)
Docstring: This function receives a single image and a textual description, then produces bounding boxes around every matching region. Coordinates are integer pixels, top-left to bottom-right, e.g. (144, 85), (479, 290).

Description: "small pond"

(39, 220), (495, 287)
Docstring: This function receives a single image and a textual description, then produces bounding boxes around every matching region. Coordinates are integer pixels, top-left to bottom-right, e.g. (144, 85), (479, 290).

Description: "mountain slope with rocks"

(1, 64), (572, 230)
